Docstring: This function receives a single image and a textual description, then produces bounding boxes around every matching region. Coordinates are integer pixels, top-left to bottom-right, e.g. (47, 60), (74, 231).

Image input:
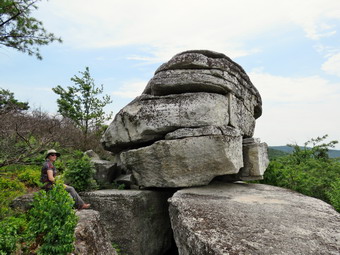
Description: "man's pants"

(65, 185), (85, 209)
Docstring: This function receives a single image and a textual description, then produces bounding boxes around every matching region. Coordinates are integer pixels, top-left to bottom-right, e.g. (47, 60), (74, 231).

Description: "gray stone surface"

(228, 93), (256, 137)
(165, 126), (222, 140)
(143, 50), (262, 118)
(84, 149), (101, 160)
(164, 125), (240, 140)
(10, 193), (34, 211)
(120, 135), (243, 188)
(74, 210), (117, 255)
(101, 92), (230, 153)
(169, 182), (340, 255)
(101, 49), (268, 188)
(240, 139), (269, 180)
(91, 159), (119, 186)
(80, 189), (174, 255)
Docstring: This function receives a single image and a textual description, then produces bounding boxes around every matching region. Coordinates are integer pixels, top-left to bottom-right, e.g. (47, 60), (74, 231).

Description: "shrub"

(0, 214), (28, 255)
(327, 179), (340, 212)
(63, 151), (97, 191)
(261, 135), (340, 212)
(17, 166), (41, 187)
(27, 184), (78, 254)
(0, 177), (25, 219)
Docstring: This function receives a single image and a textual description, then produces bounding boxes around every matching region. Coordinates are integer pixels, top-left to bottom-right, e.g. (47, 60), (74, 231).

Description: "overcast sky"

(1, 0), (340, 149)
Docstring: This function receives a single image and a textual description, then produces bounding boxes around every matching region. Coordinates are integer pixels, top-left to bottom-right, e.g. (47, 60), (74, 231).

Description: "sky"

(1, 0), (340, 149)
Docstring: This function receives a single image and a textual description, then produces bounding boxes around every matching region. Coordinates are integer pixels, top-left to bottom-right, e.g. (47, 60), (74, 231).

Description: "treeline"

(0, 67), (112, 168)
(260, 135), (340, 212)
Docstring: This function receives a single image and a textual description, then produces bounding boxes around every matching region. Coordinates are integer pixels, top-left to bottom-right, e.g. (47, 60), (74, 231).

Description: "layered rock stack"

(101, 50), (269, 188)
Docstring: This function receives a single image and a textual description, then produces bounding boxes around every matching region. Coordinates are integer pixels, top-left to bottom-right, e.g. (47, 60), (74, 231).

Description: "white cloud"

(111, 80), (147, 98)
(322, 53), (340, 77)
(250, 71), (339, 103)
(250, 71), (340, 147)
(34, 0), (340, 61)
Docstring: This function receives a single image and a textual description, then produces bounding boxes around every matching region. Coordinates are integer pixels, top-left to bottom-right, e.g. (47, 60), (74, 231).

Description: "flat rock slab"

(169, 182), (340, 255)
(80, 189), (174, 255)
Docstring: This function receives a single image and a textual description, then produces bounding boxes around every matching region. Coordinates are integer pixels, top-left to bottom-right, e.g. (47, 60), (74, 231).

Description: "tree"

(260, 135), (340, 211)
(0, 0), (62, 60)
(52, 67), (113, 145)
(0, 88), (29, 115)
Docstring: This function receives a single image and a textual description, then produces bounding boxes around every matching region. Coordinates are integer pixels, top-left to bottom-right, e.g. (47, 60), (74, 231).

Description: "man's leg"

(64, 185), (86, 209)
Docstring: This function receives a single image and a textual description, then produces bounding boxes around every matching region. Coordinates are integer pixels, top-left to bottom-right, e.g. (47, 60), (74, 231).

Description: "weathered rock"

(10, 193), (34, 211)
(84, 150), (101, 160)
(80, 189), (174, 255)
(228, 93), (256, 137)
(216, 137), (269, 182)
(143, 50), (262, 118)
(114, 174), (134, 189)
(120, 134), (243, 188)
(240, 138), (269, 180)
(101, 49), (268, 188)
(165, 125), (240, 140)
(169, 182), (340, 255)
(102, 92), (230, 153)
(144, 69), (239, 95)
(91, 159), (119, 186)
(74, 210), (117, 255)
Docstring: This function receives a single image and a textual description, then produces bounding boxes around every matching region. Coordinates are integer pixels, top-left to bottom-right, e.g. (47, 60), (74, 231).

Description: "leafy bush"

(27, 184), (78, 254)
(0, 177), (25, 219)
(0, 214), (28, 255)
(17, 166), (41, 187)
(327, 179), (340, 212)
(63, 151), (97, 191)
(261, 135), (340, 212)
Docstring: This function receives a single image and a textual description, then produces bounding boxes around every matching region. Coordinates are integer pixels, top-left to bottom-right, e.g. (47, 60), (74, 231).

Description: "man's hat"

(45, 149), (61, 158)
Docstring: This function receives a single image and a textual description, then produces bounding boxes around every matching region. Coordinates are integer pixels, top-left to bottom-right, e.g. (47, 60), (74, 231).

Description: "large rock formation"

(168, 182), (340, 255)
(102, 50), (269, 188)
(80, 189), (174, 255)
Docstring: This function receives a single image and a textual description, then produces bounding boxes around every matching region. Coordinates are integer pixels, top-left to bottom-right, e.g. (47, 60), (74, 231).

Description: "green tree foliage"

(0, 214), (28, 255)
(63, 151), (97, 192)
(27, 184), (78, 254)
(261, 135), (340, 211)
(0, 174), (25, 219)
(0, 164), (40, 219)
(267, 147), (288, 160)
(327, 179), (340, 212)
(0, 88), (29, 115)
(0, 0), (62, 60)
(52, 67), (112, 148)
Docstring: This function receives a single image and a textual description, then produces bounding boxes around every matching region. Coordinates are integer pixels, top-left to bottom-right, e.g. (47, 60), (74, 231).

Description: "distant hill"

(269, 146), (340, 159)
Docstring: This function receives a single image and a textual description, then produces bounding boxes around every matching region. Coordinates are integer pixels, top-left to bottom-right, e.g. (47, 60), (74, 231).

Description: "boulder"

(101, 49), (268, 188)
(84, 150), (101, 160)
(101, 92), (230, 153)
(120, 134), (243, 188)
(80, 189), (174, 255)
(74, 210), (117, 255)
(168, 182), (340, 255)
(91, 159), (120, 187)
(228, 93), (256, 137)
(240, 138), (269, 180)
(143, 50), (262, 118)
(216, 137), (269, 182)
(10, 193), (34, 211)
